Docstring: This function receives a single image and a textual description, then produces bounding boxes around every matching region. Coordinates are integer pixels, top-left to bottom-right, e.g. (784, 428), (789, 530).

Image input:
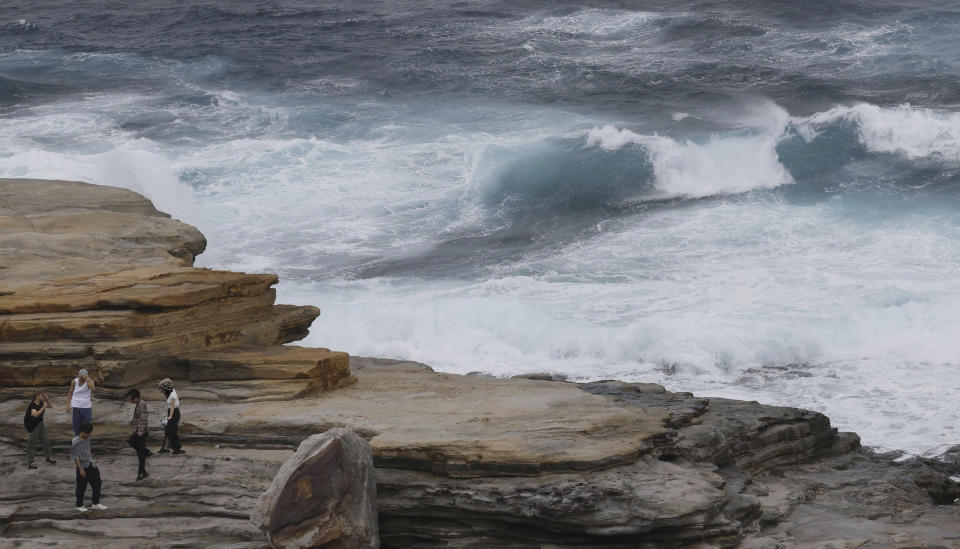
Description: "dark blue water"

(3, 1), (959, 111)
(2, 1), (959, 454)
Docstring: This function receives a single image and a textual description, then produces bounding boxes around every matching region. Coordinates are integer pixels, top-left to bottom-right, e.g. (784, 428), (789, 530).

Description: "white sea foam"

(585, 118), (793, 199)
(283, 196), (960, 455)
(523, 8), (660, 37)
(0, 143), (207, 229)
(644, 134), (793, 198)
(0, 91), (206, 228)
(583, 102), (960, 202)
(2, 80), (959, 456)
(797, 103), (960, 159)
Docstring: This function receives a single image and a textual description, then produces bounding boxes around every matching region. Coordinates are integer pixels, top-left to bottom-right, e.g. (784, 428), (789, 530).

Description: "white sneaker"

(76, 506), (88, 512)
(90, 504), (107, 510)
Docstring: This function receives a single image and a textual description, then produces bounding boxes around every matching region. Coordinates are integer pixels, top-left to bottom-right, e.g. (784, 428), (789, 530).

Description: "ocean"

(2, 0), (959, 456)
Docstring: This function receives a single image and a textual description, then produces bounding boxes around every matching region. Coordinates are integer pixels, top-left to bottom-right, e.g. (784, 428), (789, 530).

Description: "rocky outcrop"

(1, 179), (958, 548)
(252, 428), (379, 549)
(5, 356), (957, 548)
(0, 178), (353, 394)
(0, 179), (206, 288)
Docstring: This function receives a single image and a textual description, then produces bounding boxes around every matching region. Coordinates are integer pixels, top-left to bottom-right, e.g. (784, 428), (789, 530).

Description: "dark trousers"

(165, 408), (181, 451)
(131, 433), (148, 475)
(71, 407), (92, 435)
(75, 465), (101, 507)
(26, 422), (52, 465)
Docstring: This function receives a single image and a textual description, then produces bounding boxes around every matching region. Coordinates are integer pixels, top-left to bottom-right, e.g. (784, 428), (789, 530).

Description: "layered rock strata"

(1, 179), (958, 548)
(0, 178), (353, 393)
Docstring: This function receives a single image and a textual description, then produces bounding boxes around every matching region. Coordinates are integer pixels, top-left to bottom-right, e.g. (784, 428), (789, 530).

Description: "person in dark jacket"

(125, 389), (150, 481)
(24, 391), (55, 469)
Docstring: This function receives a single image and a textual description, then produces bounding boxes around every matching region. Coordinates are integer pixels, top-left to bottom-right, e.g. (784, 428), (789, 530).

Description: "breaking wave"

(476, 102), (960, 227)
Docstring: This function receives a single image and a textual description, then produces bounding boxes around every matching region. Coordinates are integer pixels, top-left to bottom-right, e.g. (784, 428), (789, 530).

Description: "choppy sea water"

(2, 1), (959, 455)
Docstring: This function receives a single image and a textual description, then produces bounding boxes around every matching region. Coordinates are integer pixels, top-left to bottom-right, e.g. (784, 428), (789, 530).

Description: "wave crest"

(576, 102), (960, 205)
(797, 103), (960, 160)
(586, 123), (793, 199)
(522, 8), (660, 38)
(475, 135), (654, 217)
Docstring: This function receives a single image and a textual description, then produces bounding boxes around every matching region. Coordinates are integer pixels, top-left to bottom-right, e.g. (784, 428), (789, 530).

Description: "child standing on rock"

(71, 421), (106, 512)
(24, 391), (55, 469)
(158, 378), (184, 455)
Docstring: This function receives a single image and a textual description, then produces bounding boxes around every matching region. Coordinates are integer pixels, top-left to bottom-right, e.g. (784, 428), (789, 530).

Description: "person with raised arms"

(24, 390), (55, 469)
(65, 368), (95, 435)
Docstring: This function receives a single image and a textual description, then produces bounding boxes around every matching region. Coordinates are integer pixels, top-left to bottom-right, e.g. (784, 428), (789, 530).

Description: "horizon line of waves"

(518, 8), (662, 38)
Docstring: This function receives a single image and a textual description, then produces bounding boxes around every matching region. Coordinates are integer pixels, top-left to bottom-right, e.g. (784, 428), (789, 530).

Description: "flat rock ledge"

(1, 179), (958, 548)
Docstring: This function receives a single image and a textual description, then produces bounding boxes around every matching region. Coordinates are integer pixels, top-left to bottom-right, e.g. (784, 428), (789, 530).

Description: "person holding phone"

(65, 368), (95, 435)
(24, 390), (55, 469)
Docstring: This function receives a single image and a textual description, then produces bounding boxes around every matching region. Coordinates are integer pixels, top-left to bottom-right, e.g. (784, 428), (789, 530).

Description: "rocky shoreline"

(1, 179), (959, 548)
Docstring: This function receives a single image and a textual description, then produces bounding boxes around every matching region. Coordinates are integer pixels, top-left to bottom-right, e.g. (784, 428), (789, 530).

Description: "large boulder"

(252, 428), (379, 549)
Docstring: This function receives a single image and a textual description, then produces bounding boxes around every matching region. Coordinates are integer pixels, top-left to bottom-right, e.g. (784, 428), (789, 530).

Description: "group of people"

(23, 369), (185, 512)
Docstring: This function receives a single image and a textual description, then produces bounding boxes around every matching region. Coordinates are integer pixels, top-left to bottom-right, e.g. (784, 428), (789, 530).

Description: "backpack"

(24, 402), (39, 432)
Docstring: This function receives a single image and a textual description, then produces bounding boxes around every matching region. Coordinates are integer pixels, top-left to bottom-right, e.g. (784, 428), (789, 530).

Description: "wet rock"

(510, 372), (568, 382)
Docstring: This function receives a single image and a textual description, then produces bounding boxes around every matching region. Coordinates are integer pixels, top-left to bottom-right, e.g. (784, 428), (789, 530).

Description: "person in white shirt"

(65, 368), (95, 435)
(157, 378), (184, 455)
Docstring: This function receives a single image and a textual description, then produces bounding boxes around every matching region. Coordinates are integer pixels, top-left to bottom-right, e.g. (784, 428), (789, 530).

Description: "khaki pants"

(26, 422), (52, 465)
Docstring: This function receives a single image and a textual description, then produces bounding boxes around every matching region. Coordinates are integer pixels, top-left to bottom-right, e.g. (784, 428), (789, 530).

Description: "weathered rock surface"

(4, 358), (958, 548)
(1, 179), (958, 548)
(0, 178), (353, 393)
(252, 428), (379, 549)
(0, 179), (206, 288)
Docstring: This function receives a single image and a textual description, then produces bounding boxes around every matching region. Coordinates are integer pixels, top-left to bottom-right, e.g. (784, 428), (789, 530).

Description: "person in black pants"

(158, 378), (184, 455)
(125, 389), (150, 481)
(71, 422), (106, 512)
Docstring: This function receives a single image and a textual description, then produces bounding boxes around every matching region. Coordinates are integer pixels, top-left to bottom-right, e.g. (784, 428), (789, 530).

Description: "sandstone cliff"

(1, 179), (958, 548)
(0, 178), (352, 393)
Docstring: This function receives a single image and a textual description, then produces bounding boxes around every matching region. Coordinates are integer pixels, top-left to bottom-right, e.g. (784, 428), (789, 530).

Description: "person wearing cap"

(157, 378), (184, 455)
(65, 368), (95, 435)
